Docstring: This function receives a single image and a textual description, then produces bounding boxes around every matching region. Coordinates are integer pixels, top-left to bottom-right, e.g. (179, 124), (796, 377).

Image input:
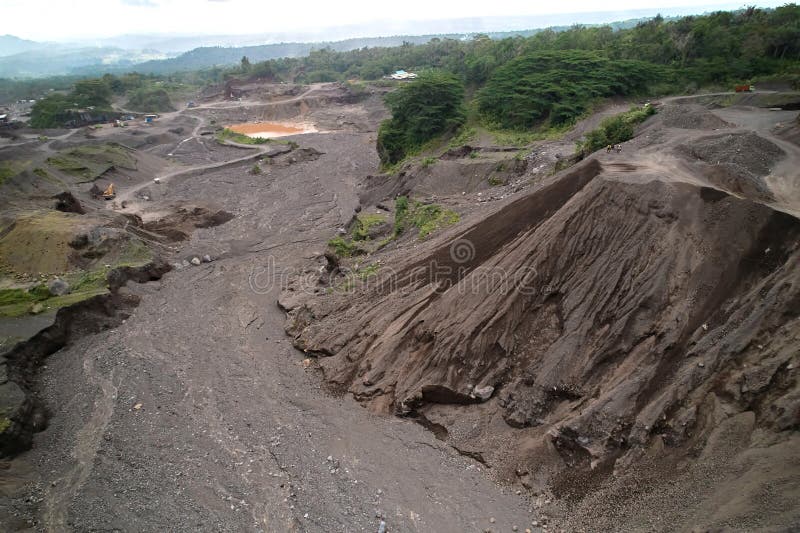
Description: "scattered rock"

(202, 254), (213, 263)
(473, 385), (495, 401)
(190, 257), (201, 266)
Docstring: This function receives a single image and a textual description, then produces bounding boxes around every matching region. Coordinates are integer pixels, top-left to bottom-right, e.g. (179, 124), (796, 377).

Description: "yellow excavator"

(102, 183), (116, 200)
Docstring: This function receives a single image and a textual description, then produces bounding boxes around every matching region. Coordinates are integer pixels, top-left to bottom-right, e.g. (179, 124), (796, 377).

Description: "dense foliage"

(29, 73), (185, 128)
(377, 71), (466, 165)
(125, 87), (175, 112)
(476, 51), (661, 129)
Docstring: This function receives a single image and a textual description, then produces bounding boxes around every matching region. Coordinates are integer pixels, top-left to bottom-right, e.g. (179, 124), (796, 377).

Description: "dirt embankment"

(0, 259), (171, 456)
(281, 104), (800, 530)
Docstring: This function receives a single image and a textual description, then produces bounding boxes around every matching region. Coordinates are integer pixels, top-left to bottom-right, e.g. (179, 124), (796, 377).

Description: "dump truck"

(102, 183), (116, 200)
(735, 84), (754, 92)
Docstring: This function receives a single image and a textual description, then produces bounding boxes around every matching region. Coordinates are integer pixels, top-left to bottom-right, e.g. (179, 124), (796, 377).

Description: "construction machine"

(102, 183), (116, 200)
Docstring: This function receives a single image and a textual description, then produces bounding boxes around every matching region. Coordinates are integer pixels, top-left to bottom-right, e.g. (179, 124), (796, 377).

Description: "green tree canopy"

(376, 71), (466, 165)
(476, 50), (662, 129)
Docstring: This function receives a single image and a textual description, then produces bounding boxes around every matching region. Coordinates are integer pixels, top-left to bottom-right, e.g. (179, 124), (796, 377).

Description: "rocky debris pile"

(677, 132), (785, 199)
(174, 254), (214, 270)
(658, 103), (733, 129)
(52, 191), (85, 214)
(140, 206), (235, 242)
(680, 131), (785, 176)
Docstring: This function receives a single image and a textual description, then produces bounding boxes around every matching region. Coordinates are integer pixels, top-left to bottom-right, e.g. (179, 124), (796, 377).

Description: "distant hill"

(0, 34), (48, 57)
(0, 4), (750, 78)
(122, 36), (451, 75)
(0, 47), (167, 78)
(113, 20), (666, 75)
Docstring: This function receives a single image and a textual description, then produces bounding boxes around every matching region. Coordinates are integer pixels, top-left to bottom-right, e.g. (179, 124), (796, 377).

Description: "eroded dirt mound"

(139, 206), (235, 241)
(281, 157), (800, 529)
(658, 103), (734, 129)
(0, 212), (92, 275)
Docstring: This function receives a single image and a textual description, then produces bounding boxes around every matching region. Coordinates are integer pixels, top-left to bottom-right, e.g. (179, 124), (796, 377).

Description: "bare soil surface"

(1, 83), (799, 532)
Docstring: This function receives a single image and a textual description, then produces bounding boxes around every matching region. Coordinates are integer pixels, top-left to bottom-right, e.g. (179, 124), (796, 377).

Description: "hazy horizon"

(4, 0), (789, 43)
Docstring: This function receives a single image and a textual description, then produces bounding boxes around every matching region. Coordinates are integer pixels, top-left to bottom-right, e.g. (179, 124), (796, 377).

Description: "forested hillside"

(252, 5), (799, 90)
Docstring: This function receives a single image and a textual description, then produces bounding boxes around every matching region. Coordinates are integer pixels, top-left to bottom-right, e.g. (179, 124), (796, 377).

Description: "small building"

(144, 114), (158, 123)
(0, 114), (8, 124)
(388, 70), (418, 80)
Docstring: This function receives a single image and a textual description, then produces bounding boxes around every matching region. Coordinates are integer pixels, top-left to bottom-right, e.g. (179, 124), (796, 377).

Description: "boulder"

(473, 385), (495, 402)
(47, 278), (70, 296)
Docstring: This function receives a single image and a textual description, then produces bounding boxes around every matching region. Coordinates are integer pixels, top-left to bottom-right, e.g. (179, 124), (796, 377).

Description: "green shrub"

(216, 128), (269, 145)
(125, 87), (175, 113)
(328, 236), (362, 257)
(393, 196), (410, 237)
(421, 157), (437, 168)
(393, 196), (460, 238)
(377, 71), (466, 166)
(448, 126), (477, 148)
(352, 213), (387, 241)
(578, 104), (656, 156)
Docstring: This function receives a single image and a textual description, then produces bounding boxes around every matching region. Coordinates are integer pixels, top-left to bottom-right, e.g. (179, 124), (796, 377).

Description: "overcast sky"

(4, 0), (788, 41)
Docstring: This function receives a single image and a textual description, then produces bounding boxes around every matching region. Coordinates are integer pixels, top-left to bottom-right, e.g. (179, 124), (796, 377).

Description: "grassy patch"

(0, 413), (11, 433)
(421, 156), (437, 168)
(356, 262), (380, 280)
(116, 238), (152, 267)
(0, 285), (50, 306)
(0, 274), (110, 318)
(448, 126), (477, 148)
(352, 213), (387, 242)
(328, 236), (363, 257)
(0, 160), (29, 186)
(0, 211), (86, 274)
(66, 268), (107, 292)
(394, 196), (460, 239)
(216, 128), (270, 145)
(47, 143), (136, 181)
(490, 122), (573, 147)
